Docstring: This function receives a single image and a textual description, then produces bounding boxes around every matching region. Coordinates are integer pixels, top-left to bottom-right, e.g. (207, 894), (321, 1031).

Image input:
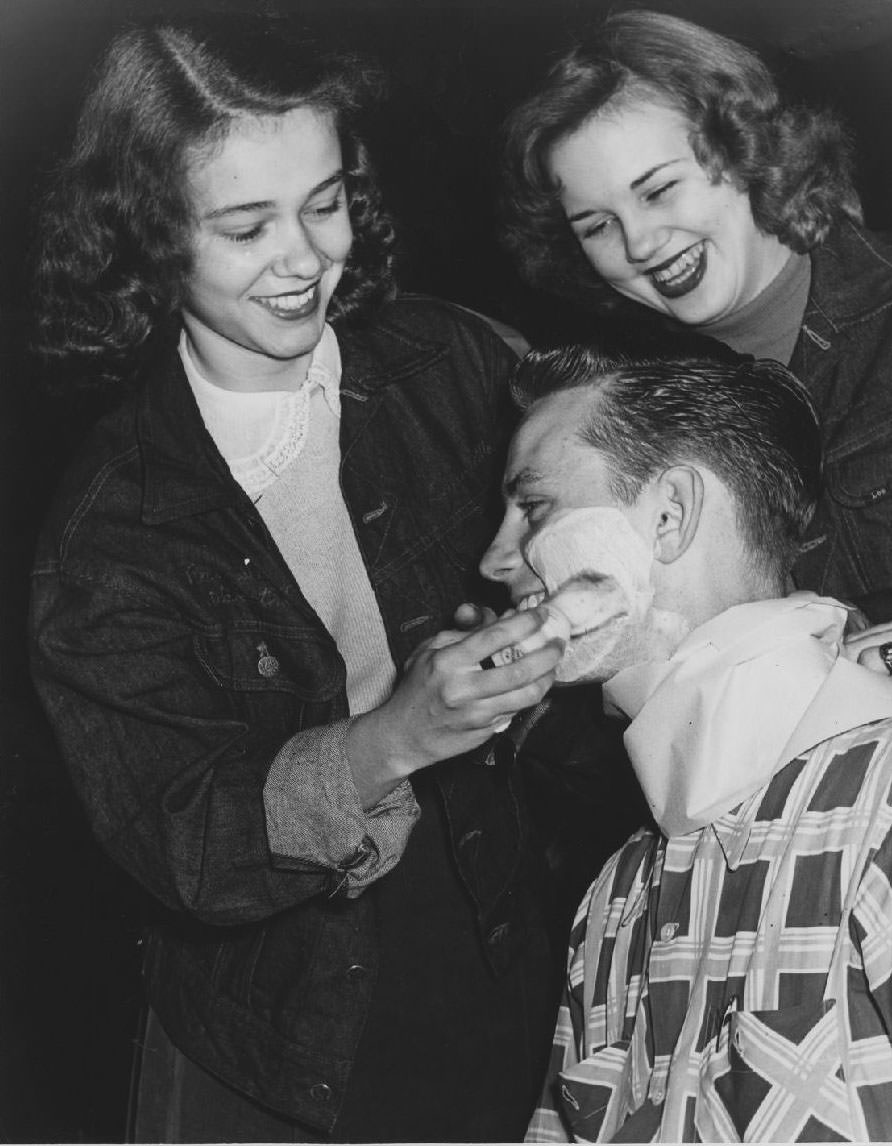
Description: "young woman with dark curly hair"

(501, 9), (892, 633)
(29, 17), (569, 1142)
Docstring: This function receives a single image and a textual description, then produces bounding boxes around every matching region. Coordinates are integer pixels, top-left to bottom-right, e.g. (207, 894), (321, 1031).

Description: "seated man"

(480, 345), (892, 1142)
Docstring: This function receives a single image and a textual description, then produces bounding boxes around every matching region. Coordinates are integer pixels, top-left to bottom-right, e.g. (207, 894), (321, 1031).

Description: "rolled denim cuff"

(263, 718), (420, 896)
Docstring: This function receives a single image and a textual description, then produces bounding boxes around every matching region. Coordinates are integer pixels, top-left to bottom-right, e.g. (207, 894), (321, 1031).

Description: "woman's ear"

(651, 465), (703, 564)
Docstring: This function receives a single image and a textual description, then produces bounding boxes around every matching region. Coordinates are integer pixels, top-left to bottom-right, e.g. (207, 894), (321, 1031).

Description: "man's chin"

(552, 620), (629, 684)
(553, 609), (691, 685)
(553, 658), (626, 686)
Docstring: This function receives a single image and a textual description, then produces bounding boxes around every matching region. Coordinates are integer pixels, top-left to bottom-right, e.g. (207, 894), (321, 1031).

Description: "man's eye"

(519, 500), (548, 523)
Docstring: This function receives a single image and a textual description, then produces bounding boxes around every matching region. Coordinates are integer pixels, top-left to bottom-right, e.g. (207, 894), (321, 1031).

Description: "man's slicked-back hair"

(512, 344), (822, 581)
(33, 14), (396, 389)
(500, 8), (862, 310)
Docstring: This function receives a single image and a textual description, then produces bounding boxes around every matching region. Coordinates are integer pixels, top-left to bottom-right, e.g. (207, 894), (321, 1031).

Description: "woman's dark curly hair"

(500, 9), (863, 311)
(34, 15), (396, 386)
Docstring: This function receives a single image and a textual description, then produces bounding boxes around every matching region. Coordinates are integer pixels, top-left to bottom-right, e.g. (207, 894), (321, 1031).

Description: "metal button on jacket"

(256, 641), (279, 678)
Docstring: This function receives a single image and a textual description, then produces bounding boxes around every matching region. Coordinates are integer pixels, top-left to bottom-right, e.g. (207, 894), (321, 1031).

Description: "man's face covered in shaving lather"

(480, 388), (690, 682)
(524, 507), (690, 683)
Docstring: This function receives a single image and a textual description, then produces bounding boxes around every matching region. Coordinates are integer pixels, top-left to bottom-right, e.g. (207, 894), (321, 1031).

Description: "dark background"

(4, 0), (892, 1139)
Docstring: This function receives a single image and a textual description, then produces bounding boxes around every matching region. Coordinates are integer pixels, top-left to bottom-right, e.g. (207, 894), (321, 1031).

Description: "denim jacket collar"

(802, 221), (892, 338)
(135, 306), (450, 526)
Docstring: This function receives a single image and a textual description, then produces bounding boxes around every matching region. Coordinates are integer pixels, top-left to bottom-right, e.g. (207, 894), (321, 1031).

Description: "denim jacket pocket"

(798, 427), (892, 609)
(195, 621), (343, 701)
(826, 426), (892, 511)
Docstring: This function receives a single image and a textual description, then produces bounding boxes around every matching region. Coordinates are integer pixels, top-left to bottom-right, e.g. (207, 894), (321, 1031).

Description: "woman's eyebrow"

(567, 158), (685, 222)
(629, 157), (684, 190)
(202, 171), (345, 220)
(203, 199), (273, 220)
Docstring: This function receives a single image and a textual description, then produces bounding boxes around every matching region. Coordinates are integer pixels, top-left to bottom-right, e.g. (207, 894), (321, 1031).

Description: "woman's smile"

(547, 98), (790, 326)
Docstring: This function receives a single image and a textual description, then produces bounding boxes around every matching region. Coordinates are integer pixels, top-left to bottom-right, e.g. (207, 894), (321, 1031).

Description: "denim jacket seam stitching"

(59, 445), (140, 562)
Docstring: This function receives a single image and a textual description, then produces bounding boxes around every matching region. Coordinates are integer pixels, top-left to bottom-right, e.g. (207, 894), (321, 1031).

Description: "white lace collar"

(180, 326), (342, 498)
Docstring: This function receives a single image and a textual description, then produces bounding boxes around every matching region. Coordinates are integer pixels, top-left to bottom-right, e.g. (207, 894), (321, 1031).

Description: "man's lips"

(647, 241), (707, 299)
(252, 283), (319, 319)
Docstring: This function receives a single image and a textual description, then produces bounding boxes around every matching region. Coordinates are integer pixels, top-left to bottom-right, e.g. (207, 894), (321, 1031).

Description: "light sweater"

(181, 328), (397, 715)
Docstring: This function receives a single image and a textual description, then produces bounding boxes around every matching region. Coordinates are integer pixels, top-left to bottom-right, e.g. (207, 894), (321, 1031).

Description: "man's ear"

(651, 465), (703, 564)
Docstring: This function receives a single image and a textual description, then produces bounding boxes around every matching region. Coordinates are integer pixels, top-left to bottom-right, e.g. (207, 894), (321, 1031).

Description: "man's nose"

(479, 524), (524, 583)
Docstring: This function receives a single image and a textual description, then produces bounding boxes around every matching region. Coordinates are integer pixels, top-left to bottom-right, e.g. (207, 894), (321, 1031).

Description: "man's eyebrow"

(504, 467), (543, 497)
(202, 171), (344, 220)
(567, 158), (682, 223)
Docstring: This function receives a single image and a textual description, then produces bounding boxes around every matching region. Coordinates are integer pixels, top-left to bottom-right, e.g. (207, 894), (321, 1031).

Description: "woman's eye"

(645, 180), (678, 202)
(225, 224), (265, 244)
(306, 195), (344, 220)
(581, 217), (612, 241)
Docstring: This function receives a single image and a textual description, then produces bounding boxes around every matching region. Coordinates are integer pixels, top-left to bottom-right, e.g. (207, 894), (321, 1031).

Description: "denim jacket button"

(309, 1082), (332, 1103)
(487, 922), (510, 946)
(256, 641), (279, 678)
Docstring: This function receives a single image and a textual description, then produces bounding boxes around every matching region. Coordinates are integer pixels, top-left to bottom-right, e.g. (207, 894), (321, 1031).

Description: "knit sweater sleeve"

(263, 718), (420, 896)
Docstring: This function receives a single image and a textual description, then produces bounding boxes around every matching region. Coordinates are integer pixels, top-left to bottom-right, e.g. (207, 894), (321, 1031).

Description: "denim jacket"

(30, 296), (553, 1130)
(790, 224), (892, 619)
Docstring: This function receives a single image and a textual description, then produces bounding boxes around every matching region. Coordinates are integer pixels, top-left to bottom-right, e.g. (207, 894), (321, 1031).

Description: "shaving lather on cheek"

(524, 507), (690, 682)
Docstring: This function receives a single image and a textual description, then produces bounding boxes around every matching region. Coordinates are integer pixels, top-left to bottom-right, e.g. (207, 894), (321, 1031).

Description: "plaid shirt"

(528, 720), (892, 1142)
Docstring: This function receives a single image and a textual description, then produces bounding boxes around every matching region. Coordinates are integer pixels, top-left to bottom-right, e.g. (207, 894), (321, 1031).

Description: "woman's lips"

(648, 242), (707, 299)
(252, 283), (319, 319)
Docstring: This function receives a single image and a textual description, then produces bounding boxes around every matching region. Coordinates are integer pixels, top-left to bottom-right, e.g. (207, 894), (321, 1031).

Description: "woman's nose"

(623, 211), (665, 265)
(274, 223), (324, 278)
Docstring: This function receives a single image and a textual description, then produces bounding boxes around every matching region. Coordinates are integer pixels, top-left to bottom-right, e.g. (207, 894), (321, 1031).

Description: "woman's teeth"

(516, 592), (546, 612)
(649, 243), (706, 298)
(255, 285), (317, 316)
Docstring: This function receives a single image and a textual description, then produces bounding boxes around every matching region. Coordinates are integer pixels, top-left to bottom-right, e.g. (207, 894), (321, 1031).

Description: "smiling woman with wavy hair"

(501, 8), (861, 312)
(34, 16), (395, 387)
(29, 14), (566, 1143)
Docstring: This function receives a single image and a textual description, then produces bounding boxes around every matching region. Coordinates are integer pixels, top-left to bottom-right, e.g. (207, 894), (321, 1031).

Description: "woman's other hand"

(843, 617), (892, 676)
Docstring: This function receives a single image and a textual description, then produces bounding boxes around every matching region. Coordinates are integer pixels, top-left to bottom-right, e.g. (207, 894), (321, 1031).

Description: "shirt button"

(660, 922), (678, 942)
(345, 963), (368, 982)
(309, 1082), (332, 1103)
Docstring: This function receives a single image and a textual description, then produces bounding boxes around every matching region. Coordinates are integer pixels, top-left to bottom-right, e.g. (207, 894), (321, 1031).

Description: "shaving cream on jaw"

(523, 506), (690, 682)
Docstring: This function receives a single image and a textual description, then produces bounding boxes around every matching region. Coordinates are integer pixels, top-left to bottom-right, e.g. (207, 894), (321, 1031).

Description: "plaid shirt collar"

(710, 789), (763, 870)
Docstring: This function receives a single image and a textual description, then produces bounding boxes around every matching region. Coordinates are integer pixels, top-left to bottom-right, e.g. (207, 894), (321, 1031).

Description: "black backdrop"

(4, 1), (892, 1139)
